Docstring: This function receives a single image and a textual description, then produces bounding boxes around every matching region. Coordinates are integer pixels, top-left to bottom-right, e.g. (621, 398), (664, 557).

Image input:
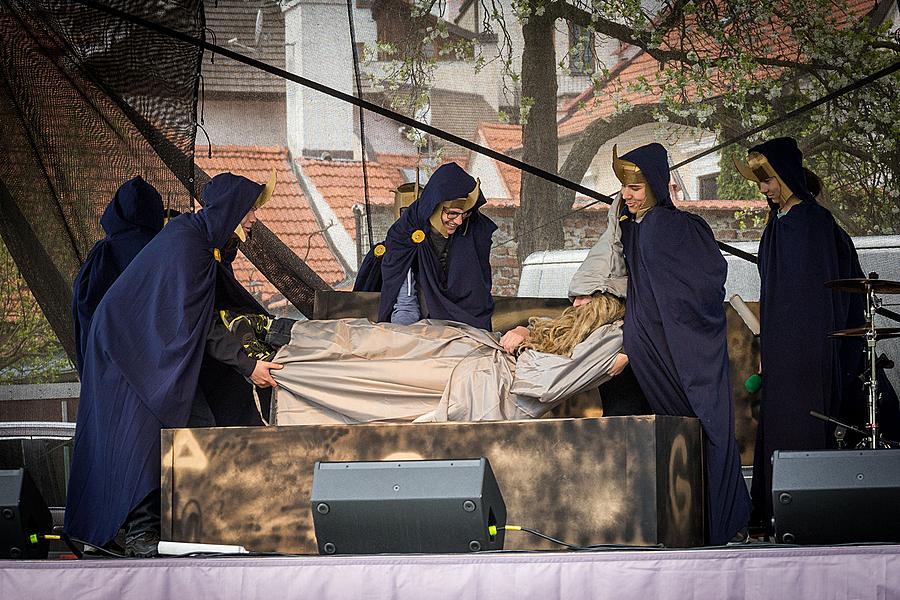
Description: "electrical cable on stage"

(495, 524), (665, 552)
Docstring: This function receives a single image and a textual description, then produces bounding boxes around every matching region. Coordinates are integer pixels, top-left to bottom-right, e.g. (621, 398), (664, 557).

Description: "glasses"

(442, 208), (472, 222)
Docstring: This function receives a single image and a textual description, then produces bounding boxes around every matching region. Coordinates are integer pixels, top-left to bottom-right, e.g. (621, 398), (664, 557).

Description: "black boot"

(124, 490), (161, 558)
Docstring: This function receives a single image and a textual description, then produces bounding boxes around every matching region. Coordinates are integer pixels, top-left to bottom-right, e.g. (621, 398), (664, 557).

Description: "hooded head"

(403, 162), (485, 237)
(100, 176), (164, 237)
(199, 173), (266, 250)
(734, 137), (815, 206)
(428, 177), (481, 237)
(613, 143), (672, 218)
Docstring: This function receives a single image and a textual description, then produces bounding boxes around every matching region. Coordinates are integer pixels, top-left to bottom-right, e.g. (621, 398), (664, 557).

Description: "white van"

(517, 235), (900, 390)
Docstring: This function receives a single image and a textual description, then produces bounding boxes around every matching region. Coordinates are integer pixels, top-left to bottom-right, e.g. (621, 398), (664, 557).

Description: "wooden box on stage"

(161, 416), (704, 552)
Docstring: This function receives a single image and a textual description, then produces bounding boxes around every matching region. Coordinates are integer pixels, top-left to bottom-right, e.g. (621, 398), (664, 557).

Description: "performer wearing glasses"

(377, 162), (497, 330)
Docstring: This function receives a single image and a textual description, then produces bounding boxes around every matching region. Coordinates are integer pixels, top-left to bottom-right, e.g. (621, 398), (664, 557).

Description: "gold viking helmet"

(612, 145), (656, 217)
(234, 168), (277, 242)
(393, 181), (422, 220)
(733, 152), (794, 204)
(612, 144), (648, 186)
(429, 178), (481, 238)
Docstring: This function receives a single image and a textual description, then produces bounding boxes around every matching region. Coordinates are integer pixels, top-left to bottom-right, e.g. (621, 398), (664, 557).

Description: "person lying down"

(269, 293), (626, 425)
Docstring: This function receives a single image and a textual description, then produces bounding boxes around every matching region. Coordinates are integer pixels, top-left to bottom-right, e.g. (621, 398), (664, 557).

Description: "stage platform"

(3, 544), (899, 599)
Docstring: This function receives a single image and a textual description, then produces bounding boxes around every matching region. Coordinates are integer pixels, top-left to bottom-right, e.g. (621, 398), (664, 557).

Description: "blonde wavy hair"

(520, 293), (625, 356)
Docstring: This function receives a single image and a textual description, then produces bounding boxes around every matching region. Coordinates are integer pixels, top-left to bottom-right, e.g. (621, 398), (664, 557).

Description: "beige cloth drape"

(272, 318), (623, 425)
(568, 195), (628, 300)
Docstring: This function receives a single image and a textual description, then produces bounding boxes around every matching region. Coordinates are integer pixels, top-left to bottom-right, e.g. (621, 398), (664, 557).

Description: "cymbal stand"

(861, 285), (882, 449)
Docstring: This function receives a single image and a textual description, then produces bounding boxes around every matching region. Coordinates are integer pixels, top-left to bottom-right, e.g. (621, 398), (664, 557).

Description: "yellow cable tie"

(44, 534), (62, 540)
(504, 525), (522, 531)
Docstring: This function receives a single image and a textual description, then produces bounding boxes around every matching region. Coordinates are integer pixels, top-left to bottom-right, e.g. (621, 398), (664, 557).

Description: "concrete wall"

(284, 0), (357, 158)
(199, 98), (287, 147)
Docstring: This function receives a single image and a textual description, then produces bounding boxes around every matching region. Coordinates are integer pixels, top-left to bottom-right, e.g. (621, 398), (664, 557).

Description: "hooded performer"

(377, 162), (497, 330)
(71, 177), (164, 374)
(735, 137), (899, 531)
(353, 181), (422, 292)
(615, 143), (750, 545)
(64, 172), (281, 555)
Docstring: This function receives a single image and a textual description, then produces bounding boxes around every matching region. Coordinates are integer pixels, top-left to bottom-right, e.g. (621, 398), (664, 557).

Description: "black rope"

(345, 0), (374, 250)
(670, 60), (900, 170)
(69, 0), (609, 206)
(69, 0), (897, 267)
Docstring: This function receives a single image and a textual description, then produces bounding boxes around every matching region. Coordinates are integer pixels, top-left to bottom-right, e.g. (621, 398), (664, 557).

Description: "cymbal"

(826, 278), (900, 294)
(830, 326), (900, 339)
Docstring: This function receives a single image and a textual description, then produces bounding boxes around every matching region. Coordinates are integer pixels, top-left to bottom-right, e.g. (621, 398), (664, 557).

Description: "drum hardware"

(825, 273), (900, 449)
(829, 327), (900, 340)
(825, 278), (900, 294)
(808, 410), (869, 449)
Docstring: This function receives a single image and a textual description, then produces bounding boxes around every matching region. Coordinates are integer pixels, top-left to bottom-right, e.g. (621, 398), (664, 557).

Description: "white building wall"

(567, 122), (721, 201)
(283, 0), (357, 158)
(468, 132), (511, 200)
(199, 99), (287, 147)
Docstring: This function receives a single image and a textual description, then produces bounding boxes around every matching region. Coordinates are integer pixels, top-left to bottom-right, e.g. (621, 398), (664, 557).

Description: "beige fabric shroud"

(272, 318), (623, 425)
(273, 194), (628, 425)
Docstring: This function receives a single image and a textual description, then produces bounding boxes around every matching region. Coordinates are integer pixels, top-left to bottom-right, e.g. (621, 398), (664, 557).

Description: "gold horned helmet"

(393, 181), (422, 220)
(612, 144), (649, 186)
(429, 178), (480, 238)
(234, 168), (277, 242)
(733, 152), (794, 204)
(612, 145), (656, 218)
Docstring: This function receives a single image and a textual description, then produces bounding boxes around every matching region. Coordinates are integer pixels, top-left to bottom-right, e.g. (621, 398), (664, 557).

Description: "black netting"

(2, 0), (899, 360)
(0, 0), (335, 366)
(237, 221), (330, 316)
(0, 0), (204, 362)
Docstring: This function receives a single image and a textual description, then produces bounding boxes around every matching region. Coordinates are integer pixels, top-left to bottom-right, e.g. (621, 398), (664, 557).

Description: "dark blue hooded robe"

(377, 162), (496, 330)
(65, 173), (265, 546)
(749, 137), (899, 529)
(353, 244), (384, 292)
(71, 177), (164, 374)
(618, 143), (750, 545)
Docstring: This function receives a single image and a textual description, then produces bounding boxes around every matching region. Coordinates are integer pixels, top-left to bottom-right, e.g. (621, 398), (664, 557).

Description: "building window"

(567, 23), (594, 75)
(697, 173), (719, 200)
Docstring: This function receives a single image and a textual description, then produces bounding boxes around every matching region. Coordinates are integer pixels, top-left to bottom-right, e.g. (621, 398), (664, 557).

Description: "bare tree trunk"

(515, 13), (561, 264)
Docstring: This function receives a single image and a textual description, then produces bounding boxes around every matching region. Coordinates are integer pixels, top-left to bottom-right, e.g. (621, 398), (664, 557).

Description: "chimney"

(282, 0), (357, 159)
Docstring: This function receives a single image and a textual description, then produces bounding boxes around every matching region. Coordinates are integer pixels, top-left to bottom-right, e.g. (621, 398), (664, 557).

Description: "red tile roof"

(557, 0), (875, 140)
(676, 199), (769, 210)
(299, 154), (471, 240)
(556, 50), (664, 139)
(196, 145), (346, 304)
(298, 158), (401, 238)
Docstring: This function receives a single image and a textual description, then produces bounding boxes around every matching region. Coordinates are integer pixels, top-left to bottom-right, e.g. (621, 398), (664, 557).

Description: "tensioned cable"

(70, 0), (609, 203)
(489, 58), (900, 259)
(345, 0), (374, 250)
(70, 0), (898, 265)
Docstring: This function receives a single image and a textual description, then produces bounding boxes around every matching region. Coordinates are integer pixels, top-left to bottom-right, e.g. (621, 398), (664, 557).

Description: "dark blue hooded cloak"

(749, 137), (899, 529)
(65, 173), (264, 546)
(377, 162), (496, 330)
(353, 244), (384, 292)
(618, 143), (750, 545)
(71, 177), (164, 374)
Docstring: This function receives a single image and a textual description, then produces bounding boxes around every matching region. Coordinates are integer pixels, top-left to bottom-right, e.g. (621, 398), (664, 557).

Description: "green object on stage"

(745, 374), (762, 394)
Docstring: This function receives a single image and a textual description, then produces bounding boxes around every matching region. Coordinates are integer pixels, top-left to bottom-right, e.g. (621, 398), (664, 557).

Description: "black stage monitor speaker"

(772, 449), (900, 544)
(0, 469), (53, 559)
(310, 457), (507, 555)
